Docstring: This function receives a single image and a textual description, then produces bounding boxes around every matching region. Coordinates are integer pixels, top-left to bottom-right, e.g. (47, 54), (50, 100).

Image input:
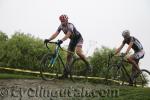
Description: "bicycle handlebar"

(109, 52), (125, 58)
(108, 52), (128, 62)
(45, 41), (74, 55)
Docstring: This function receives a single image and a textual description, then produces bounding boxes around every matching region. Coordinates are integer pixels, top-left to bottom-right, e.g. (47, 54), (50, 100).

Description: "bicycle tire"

(134, 69), (150, 87)
(40, 53), (63, 80)
(70, 58), (89, 82)
(105, 64), (126, 85)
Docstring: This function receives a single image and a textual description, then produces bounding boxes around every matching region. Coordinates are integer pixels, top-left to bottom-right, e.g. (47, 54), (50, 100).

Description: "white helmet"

(122, 30), (130, 38)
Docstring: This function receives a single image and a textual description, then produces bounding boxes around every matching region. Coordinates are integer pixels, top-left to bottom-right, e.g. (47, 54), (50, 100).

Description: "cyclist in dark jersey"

(115, 30), (145, 85)
(44, 14), (92, 78)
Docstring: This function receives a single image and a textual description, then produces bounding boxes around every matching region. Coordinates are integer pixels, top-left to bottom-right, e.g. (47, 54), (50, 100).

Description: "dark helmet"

(122, 30), (130, 38)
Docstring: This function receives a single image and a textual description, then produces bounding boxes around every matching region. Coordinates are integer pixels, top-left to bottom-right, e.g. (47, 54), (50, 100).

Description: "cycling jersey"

(123, 36), (143, 52)
(56, 23), (82, 40)
(56, 22), (83, 51)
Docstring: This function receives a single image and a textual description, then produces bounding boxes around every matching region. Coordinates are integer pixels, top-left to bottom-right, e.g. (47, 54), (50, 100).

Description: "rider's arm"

(115, 42), (125, 54)
(48, 25), (62, 41)
(61, 31), (71, 41)
(49, 32), (59, 41)
(125, 42), (133, 55)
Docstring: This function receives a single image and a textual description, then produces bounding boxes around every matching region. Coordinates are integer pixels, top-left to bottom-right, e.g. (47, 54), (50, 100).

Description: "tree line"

(0, 31), (130, 77)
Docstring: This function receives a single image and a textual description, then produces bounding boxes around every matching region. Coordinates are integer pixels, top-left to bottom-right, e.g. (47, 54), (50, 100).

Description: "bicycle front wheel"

(105, 64), (126, 85)
(134, 69), (150, 87)
(40, 53), (63, 80)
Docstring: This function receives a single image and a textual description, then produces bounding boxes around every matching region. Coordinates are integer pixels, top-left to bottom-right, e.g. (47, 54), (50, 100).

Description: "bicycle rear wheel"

(134, 69), (150, 87)
(70, 58), (90, 82)
(40, 53), (63, 80)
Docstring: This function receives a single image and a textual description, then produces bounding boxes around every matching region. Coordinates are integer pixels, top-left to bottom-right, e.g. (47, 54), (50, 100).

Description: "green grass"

(104, 86), (150, 100)
(0, 73), (40, 79)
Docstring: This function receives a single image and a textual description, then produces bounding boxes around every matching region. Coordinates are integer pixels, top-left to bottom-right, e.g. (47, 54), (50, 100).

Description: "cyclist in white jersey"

(115, 30), (145, 85)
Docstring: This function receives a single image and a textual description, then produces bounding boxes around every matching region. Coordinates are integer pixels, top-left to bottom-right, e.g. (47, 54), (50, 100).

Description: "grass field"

(107, 86), (150, 100)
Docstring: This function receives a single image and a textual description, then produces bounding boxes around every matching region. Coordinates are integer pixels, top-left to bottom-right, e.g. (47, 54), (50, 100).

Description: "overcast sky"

(0, 0), (150, 73)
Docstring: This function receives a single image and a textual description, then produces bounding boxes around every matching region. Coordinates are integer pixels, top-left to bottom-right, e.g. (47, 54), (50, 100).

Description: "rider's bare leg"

(130, 66), (136, 84)
(60, 52), (73, 78)
(127, 56), (140, 84)
(66, 52), (73, 72)
(75, 46), (92, 72)
(127, 56), (140, 72)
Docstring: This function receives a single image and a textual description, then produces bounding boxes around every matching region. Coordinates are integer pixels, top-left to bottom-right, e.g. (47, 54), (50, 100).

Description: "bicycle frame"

(45, 42), (66, 68)
(107, 53), (132, 84)
(45, 42), (76, 70)
(119, 59), (131, 82)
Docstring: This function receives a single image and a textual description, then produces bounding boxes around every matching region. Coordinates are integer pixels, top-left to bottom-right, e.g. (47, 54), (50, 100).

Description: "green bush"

(0, 31), (67, 71)
(0, 31), (132, 78)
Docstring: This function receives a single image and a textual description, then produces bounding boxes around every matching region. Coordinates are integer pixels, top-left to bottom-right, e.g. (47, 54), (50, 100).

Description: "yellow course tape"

(0, 67), (40, 74)
(0, 66), (128, 84)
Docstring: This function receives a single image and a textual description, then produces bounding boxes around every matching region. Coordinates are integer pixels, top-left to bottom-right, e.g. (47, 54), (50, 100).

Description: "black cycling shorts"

(68, 36), (83, 52)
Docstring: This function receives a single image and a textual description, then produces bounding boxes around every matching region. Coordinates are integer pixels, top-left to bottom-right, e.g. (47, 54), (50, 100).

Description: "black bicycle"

(40, 41), (90, 81)
(105, 53), (150, 87)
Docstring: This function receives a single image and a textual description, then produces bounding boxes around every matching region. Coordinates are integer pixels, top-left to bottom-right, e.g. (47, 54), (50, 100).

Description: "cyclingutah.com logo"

(0, 86), (119, 99)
